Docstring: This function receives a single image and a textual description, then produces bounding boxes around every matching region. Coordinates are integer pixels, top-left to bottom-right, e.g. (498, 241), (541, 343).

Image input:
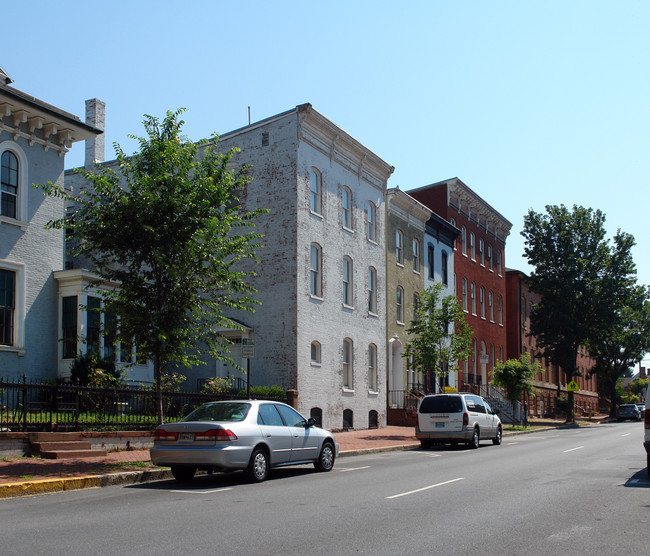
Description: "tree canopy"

(492, 353), (540, 425)
(39, 109), (267, 424)
(404, 282), (473, 389)
(522, 204), (646, 422)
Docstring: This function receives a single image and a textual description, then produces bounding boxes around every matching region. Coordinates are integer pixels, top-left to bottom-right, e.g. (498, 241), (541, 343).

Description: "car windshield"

(182, 402), (251, 422)
(419, 396), (463, 414)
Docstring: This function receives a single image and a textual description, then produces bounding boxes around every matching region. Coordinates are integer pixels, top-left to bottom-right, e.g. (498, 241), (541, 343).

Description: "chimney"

(84, 98), (105, 168)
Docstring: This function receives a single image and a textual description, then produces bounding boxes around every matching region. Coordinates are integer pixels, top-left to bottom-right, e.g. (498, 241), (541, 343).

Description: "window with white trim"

(471, 282), (476, 315)
(311, 341), (321, 364)
(341, 186), (352, 230)
(462, 278), (468, 311)
(0, 269), (15, 346)
(343, 338), (353, 389)
(498, 295), (503, 325)
(413, 238), (420, 273)
(461, 226), (467, 256)
(343, 256), (353, 307)
(396, 230), (404, 265)
(489, 291), (494, 322)
(487, 244), (493, 270)
(309, 168), (322, 215)
(367, 201), (376, 242)
(470, 232), (476, 261)
(368, 266), (377, 314)
(1, 151), (18, 219)
(310, 243), (322, 297)
(479, 239), (484, 266)
(368, 343), (377, 392)
(396, 286), (404, 324)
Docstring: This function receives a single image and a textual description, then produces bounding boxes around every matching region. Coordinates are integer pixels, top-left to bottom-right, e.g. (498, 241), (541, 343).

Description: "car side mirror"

(306, 417), (316, 428)
(494, 409), (500, 415)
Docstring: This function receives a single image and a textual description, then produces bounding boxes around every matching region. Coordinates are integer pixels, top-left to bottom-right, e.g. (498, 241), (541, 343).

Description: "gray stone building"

(0, 69), (101, 380)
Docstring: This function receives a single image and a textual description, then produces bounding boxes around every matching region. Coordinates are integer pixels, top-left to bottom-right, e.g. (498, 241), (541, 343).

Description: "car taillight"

(194, 429), (238, 441)
(463, 412), (469, 426)
(154, 430), (178, 441)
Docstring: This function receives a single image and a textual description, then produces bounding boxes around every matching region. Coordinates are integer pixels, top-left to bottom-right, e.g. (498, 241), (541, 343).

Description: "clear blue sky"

(5, 1), (650, 288)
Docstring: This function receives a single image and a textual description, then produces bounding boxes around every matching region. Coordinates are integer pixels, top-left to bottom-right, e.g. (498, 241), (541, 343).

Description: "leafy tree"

(630, 376), (649, 399)
(39, 109), (267, 424)
(491, 353), (540, 425)
(522, 205), (633, 423)
(404, 283), (473, 390)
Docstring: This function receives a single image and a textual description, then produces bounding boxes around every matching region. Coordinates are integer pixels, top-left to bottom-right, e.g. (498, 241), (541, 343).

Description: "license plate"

(435, 423), (445, 428)
(179, 433), (194, 441)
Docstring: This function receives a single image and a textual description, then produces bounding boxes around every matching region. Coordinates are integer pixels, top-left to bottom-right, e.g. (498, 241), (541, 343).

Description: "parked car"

(150, 400), (339, 483)
(616, 404), (641, 422)
(416, 393), (502, 449)
(644, 397), (650, 477)
(636, 404), (645, 419)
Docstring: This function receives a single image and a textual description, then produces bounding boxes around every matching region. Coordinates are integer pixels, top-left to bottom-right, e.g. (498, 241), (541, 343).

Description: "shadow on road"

(623, 467), (650, 489)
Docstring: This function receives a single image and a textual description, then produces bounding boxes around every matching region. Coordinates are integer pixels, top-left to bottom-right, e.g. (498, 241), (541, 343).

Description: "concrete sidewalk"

(0, 419), (602, 499)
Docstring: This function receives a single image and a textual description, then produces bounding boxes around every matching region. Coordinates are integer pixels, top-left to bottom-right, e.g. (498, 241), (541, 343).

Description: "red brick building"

(505, 269), (599, 416)
(409, 178), (512, 390)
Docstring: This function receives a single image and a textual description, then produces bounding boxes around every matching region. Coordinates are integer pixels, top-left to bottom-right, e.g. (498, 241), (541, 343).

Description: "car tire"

(246, 447), (269, 483)
(314, 441), (335, 472)
(420, 439), (432, 449)
(492, 425), (502, 445)
(171, 466), (196, 483)
(468, 427), (480, 449)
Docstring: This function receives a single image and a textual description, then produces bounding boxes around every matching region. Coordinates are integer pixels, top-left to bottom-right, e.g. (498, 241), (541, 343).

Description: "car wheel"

(171, 466), (196, 483)
(420, 439), (432, 449)
(492, 425), (502, 445)
(246, 447), (269, 483)
(468, 427), (480, 449)
(314, 441), (335, 472)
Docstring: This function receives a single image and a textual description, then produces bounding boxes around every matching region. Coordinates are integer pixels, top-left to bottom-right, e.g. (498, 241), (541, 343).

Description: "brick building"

(506, 269), (599, 416)
(408, 178), (512, 390)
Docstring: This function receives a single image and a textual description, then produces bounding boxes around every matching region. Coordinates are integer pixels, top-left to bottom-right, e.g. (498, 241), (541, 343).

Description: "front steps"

(29, 432), (107, 459)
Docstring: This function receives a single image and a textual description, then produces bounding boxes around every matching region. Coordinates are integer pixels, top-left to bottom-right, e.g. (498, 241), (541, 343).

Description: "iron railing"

(0, 376), (286, 432)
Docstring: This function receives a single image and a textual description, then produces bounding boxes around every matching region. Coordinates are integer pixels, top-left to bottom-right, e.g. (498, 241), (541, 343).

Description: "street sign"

(242, 338), (255, 358)
(480, 354), (490, 364)
(567, 380), (579, 392)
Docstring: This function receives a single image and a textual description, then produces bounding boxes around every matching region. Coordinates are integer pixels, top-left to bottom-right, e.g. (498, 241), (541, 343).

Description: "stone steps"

(28, 433), (107, 459)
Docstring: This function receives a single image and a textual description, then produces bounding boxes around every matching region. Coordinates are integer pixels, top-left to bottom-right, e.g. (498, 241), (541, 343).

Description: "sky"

(4, 0), (650, 291)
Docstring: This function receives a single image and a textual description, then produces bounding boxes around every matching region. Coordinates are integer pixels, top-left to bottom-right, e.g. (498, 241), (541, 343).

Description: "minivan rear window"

(419, 396), (463, 414)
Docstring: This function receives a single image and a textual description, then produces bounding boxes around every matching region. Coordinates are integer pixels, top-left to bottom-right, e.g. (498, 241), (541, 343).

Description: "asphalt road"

(1, 422), (647, 555)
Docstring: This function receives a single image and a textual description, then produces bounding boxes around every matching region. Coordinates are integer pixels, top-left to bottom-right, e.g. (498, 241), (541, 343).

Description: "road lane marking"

(621, 433), (632, 437)
(506, 442), (519, 445)
(563, 446), (584, 453)
(338, 466), (371, 472)
(170, 487), (233, 494)
(386, 477), (464, 499)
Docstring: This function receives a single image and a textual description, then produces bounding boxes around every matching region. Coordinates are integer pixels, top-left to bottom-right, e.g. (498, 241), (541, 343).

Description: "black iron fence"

(0, 376), (287, 432)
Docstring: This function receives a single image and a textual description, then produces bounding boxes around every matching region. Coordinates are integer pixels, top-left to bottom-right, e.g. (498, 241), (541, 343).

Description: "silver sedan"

(150, 400), (339, 483)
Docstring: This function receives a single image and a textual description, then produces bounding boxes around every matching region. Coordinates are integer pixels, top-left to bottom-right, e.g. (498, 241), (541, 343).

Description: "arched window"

(311, 341), (321, 364)
(343, 338), (353, 389)
(396, 230), (404, 265)
(368, 343), (377, 391)
(343, 409), (354, 430)
(441, 252), (448, 285)
(342, 256), (353, 306)
(341, 186), (352, 229)
(310, 407), (323, 428)
(368, 266), (377, 314)
(310, 243), (322, 297)
(396, 286), (404, 323)
(1, 151), (18, 219)
(412, 238), (420, 273)
(309, 168), (322, 214)
(367, 201), (376, 242)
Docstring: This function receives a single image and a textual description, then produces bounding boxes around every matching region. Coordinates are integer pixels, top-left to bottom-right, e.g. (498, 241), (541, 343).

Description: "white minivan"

(416, 393), (502, 449)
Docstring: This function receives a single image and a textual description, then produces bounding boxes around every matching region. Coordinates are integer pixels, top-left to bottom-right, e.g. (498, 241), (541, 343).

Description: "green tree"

(630, 376), (649, 399)
(491, 353), (540, 425)
(404, 283), (473, 390)
(522, 205), (623, 423)
(39, 109), (267, 425)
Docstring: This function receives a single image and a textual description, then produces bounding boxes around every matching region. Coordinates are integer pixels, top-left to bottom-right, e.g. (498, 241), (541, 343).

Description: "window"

(497, 250), (503, 275)
(396, 230), (404, 265)
(498, 295), (503, 325)
(310, 243), (322, 297)
(341, 187), (352, 229)
(396, 286), (404, 323)
(368, 267), (377, 314)
(104, 309), (117, 360)
(487, 245), (493, 270)
(367, 202), (376, 242)
(428, 244), (434, 279)
(86, 296), (101, 354)
(491, 344), (495, 372)
(343, 338), (353, 389)
(441, 252), (448, 285)
(450, 218), (457, 250)
(309, 168), (321, 214)
(413, 239), (420, 273)
(343, 256), (353, 306)
(471, 282), (476, 315)
(413, 293), (419, 323)
(462, 278), (468, 311)
(1, 151), (18, 219)
(368, 343), (377, 391)
(311, 341), (321, 364)
(488, 291), (494, 322)
(470, 233), (476, 261)
(480, 287), (485, 319)
(62, 296), (78, 359)
(479, 239), (484, 266)
(0, 269), (15, 345)
(461, 226), (467, 255)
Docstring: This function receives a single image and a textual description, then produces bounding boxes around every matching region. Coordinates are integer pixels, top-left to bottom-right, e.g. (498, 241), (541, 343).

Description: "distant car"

(636, 404), (645, 419)
(416, 393), (502, 449)
(616, 404), (641, 422)
(150, 400), (338, 483)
